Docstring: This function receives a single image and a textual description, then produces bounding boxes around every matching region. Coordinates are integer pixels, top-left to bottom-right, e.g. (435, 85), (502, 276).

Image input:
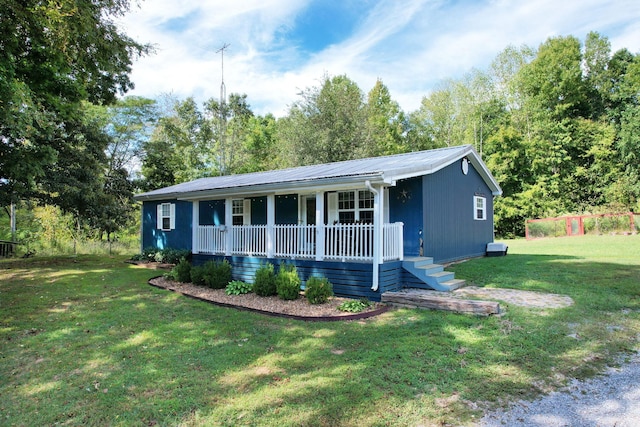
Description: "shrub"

(161, 248), (191, 265)
(204, 260), (232, 289)
(225, 280), (253, 295)
(167, 258), (192, 282)
(276, 264), (301, 300)
(187, 260), (231, 288)
(337, 298), (371, 313)
(190, 265), (207, 286)
(253, 263), (277, 296)
(305, 276), (333, 304)
(133, 247), (191, 264)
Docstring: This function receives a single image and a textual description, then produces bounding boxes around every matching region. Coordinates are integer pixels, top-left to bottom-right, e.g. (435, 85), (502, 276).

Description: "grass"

(1, 235), (639, 426)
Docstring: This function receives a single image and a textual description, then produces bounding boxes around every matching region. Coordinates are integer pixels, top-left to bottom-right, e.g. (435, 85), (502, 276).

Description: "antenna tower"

(216, 43), (230, 174)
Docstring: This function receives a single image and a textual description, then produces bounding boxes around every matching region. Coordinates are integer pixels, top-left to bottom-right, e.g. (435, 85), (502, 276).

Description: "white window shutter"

(243, 199), (251, 225)
(157, 204), (162, 229)
(327, 193), (338, 224)
(170, 203), (176, 230)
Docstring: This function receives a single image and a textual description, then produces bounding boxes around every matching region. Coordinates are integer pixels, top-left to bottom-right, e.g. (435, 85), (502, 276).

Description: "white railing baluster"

(195, 222), (403, 262)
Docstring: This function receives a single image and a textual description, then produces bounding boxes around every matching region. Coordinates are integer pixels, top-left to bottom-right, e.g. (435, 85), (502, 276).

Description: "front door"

(305, 197), (316, 225)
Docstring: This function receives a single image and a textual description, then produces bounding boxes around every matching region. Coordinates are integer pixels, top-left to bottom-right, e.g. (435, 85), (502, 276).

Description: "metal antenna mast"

(216, 43), (230, 106)
(216, 43), (230, 174)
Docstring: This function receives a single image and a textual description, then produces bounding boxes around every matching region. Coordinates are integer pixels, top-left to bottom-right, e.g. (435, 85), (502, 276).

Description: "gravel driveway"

(477, 351), (640, 427)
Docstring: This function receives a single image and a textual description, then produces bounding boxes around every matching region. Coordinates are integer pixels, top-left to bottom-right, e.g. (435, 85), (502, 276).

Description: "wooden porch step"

(381, 289), (501, 315)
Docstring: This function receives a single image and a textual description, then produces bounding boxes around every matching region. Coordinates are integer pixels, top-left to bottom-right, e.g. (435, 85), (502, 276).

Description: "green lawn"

(1, 235), (639, 426)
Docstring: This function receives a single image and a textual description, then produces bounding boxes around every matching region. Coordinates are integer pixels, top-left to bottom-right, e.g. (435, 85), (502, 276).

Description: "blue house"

(134, 145), (502, 301)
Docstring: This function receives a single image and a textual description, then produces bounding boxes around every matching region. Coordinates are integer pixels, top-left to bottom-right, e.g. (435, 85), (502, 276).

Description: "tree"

(364, 79), (407, 155)
(0, 0), (150, 207)
(236, 114), (279, 173)
(205, 93), (254, 175)
(279, 74), (368, 166)
(104, 97), (159, 177)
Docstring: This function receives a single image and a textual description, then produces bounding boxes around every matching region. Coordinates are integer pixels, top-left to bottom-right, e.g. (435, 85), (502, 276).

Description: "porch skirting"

(192, 254), (406, 302)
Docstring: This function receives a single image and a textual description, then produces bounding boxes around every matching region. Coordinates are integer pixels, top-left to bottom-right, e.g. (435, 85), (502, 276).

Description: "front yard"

(1, 235), (639, 426)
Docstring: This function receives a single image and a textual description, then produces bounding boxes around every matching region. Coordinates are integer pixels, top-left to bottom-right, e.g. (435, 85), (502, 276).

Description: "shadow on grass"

(1, 253), (639, 426)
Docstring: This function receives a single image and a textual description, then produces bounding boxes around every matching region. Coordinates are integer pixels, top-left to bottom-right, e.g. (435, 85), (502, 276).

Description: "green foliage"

(304, 276), (334, 304)
(0, 0), (150, 207)
(132, 247), (190, 264)
(276, 264), (301, 300)
(167, 258), (192, 283)
(253, 262), (277, 296)
(337, 298), (372, 313)
(225, 280), (253, 295)
(191, 260), (232, 289)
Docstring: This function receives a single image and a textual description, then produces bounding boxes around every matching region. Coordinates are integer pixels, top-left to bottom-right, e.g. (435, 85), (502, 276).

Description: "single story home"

(134, 145), (502, 301)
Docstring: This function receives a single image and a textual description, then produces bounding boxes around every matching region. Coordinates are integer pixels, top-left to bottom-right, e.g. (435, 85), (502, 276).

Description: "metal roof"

(134, 145), (502, 201)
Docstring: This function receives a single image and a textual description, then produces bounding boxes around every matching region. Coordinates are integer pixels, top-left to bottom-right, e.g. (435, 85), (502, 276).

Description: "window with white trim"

(474, 196), (486, 220)
(232, 199), (244, 226)
(157, 203), (175, 231)
(337, 190), (374, 223)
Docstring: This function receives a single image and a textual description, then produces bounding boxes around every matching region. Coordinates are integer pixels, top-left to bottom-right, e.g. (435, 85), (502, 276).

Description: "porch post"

(192, 200), (199, 254)
(267, 194), (275, 258)
(367, 181), (383, 291)
(225, 197), (233, 256)
(315, 191), (325, 261)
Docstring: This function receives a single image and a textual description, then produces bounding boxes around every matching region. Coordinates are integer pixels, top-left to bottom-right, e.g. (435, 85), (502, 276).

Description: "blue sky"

(117, 0), (640, 116)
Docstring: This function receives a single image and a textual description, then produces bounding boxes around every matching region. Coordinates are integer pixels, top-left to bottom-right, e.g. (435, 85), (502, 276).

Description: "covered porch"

(187, 184), (404, 292)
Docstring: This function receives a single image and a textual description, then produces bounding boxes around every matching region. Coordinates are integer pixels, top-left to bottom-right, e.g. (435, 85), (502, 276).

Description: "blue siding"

(422, 161), (494, 263)
(142, 200), (193, 251)
(199, 199), (225, 226)
(389, 177), (424, 257)
(191, 254), (404, 301)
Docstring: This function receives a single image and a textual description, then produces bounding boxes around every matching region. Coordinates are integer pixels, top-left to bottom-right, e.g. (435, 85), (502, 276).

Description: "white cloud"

(117, 0), (640, 116)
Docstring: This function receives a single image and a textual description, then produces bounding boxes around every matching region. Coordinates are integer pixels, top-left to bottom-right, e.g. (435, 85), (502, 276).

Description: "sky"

(116, 0), (640, 117)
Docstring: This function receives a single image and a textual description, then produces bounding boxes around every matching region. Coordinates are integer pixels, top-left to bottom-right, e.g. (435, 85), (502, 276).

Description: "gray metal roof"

(134, 144), (502, 200)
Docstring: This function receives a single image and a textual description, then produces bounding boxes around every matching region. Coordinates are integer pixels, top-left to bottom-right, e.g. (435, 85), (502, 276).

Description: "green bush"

(187, 260), (231, 288)
(276, 264), (301, 300)
(161, 248), (191, 264)
(167, 258), (192, 282)
(253, 263), (277, 296)
(337, 298), (371, 313)
(133, 247), (191, 264)
(305, 276), (333, 304)
(190, 265), (207, 286)
(225, 280), (253, 295)
(204, 260), (232, 289)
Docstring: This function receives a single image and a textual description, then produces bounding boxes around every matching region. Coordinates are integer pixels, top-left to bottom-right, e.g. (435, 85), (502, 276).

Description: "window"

(474, 196), (486, 220)
(157, 203), (175, 231)
(337, 190), (374, 223)
(232, 199), (244, 226)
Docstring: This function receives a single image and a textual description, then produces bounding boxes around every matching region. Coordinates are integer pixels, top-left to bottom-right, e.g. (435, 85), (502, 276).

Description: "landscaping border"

(148, 277), (391, 322)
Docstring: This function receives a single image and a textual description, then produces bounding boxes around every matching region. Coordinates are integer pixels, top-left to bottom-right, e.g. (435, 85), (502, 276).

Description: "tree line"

(141, 32), (640, 237)
(1, 1), (638, 244)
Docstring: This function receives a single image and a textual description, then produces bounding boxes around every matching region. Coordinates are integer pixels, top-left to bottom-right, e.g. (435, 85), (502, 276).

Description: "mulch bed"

(146, 274), (390, 322)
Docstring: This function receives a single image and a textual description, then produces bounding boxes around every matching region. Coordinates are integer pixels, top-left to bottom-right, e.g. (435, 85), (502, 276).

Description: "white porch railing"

(194, 222), (403, 262)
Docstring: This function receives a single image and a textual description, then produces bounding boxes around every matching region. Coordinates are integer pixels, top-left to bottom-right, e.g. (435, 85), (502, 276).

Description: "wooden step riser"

(382, 292), (501, 315)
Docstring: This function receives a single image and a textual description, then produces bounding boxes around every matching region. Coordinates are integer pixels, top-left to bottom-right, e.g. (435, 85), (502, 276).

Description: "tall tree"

(205, 93), (254, 175)
(0, 0), (150, 208)
(279, 74), (368, 166)
(364, 79), (407, 156)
